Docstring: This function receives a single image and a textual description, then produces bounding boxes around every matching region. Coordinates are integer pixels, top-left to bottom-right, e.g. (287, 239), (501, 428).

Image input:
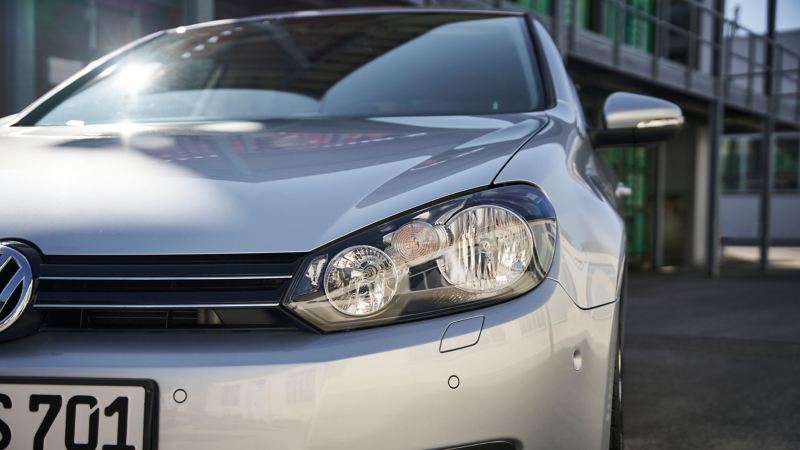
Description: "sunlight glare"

(113, 63), (161, 95)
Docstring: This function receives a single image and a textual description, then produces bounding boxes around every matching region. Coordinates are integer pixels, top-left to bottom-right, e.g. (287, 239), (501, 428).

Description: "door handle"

(615, 182), (632, 198)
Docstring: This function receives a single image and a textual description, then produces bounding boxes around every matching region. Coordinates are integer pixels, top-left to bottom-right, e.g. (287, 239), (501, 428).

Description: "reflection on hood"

(0, 115), (546, 254)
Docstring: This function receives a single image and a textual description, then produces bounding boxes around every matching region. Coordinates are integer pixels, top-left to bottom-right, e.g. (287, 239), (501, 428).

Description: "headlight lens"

(324, 246), (398, 316)
(285, 184), (557, 331)
(437, 205), (534, 293)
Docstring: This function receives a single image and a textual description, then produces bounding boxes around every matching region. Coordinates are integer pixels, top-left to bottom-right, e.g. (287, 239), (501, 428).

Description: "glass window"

(720, 138), (741, 192)
(774, 136), (799, 191)
(743, 138), (762, 192)
(722, 134), (800, 193)
(720, 136), (764, 193)
(25, 13), (544, 126)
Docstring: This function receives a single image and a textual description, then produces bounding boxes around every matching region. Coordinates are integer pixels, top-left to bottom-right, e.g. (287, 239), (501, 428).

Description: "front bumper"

(0, 280), (616, 450)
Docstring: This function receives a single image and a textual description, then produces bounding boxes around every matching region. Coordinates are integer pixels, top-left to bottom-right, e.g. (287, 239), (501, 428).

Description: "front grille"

(33, 253), (307, 331)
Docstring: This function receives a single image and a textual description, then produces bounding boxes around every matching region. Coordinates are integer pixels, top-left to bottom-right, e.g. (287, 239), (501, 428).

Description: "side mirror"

(590, 92), (683, 147)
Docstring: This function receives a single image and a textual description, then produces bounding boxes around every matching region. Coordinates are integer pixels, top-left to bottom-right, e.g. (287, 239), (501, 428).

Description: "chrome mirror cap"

(592, 92), (684, 147)
(603, 92), (684, 130)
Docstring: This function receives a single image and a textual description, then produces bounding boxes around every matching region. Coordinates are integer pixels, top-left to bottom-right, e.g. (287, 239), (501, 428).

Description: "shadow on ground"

(624, 269), (800, 450)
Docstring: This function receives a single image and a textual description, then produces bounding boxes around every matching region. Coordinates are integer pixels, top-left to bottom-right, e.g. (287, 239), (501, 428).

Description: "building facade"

(2, 0), (799, 272)
(720, 132), (800, 246)
(721, 28), (800, 248)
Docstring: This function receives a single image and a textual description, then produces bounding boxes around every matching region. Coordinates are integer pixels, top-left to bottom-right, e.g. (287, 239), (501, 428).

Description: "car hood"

(0, 115), (546, 255)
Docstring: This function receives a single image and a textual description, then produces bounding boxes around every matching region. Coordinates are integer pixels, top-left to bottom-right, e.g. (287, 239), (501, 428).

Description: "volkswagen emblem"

(0, 242), (35, 333)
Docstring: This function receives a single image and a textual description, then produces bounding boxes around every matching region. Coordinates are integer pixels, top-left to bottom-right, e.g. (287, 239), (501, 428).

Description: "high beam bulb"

(437, 205), (533, 293)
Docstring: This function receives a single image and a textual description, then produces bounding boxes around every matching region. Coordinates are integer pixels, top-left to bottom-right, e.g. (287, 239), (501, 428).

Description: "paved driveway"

(624, 270), (800, 450)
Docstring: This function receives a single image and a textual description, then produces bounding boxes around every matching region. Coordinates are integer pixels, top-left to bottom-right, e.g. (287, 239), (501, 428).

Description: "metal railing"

(521, 0), (800, 125)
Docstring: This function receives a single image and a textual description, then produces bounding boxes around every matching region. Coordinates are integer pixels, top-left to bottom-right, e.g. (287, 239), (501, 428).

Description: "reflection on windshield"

(31, 13), (542, 126)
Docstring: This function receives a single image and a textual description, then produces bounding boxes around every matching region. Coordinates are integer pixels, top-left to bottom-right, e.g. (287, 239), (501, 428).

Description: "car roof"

(178, 7), (527, 32)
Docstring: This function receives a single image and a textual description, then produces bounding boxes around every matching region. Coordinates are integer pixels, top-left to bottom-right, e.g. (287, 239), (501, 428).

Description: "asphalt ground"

(623, 268), (800, 450)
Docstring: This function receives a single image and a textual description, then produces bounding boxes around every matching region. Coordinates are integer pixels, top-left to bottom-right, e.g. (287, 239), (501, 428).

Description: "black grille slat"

(33, 253), (307, 330)
(85, 309), (182, 329)
(40, 307), (298, 330)
(38, 277), (286, 293)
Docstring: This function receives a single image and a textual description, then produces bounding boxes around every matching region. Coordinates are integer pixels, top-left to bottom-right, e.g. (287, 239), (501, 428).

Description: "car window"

(27, 13), (544, 126)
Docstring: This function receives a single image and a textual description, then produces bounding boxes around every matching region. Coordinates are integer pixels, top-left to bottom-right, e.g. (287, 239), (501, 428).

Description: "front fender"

(493, 114), (626, 310)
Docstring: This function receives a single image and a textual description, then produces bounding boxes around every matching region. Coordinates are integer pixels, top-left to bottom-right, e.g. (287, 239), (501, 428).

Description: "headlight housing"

(285, 184), (557, 331)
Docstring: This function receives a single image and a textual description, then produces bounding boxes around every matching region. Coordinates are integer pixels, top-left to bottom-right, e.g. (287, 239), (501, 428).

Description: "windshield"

(26, 13), (544, 126)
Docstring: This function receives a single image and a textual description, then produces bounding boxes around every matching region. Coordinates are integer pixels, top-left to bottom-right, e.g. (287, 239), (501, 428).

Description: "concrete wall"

(662, 119), (710, 267)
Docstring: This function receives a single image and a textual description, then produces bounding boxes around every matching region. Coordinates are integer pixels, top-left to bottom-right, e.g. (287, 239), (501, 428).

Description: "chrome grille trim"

(34, 302), (282, 309)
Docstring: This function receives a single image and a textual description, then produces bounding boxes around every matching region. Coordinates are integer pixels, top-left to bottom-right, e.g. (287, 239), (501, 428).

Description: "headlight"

(285, 184), (557, 331)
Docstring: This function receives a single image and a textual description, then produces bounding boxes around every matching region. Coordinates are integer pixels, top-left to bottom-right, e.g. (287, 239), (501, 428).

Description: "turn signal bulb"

(390, 221), (447, 264)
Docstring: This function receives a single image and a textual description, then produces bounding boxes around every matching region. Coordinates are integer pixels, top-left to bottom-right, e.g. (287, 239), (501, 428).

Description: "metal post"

(4, 0), (36, 114)
(796, 64), (800, 122)
(88, 0), (98, 52)
(614, 0), (624, 66)
(747, 33), (755, 108)
(758, 0), (777, 273)
(182, 0), (215, 25)
(663, 1), (671, 66)
(686, 4), (698, 90)
(706, 5), (726, 277)
(569, 0), (579, 51)
(652, 143), (666, 269)
(551, 0), (567, 57)
(651, 0), (663, 78)
(707, 106), (723, 277)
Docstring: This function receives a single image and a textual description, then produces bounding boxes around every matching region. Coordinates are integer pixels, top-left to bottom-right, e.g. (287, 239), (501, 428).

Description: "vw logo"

(0, 242), (35, 333)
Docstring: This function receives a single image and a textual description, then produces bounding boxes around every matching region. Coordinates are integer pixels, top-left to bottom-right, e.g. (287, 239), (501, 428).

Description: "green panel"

(601, 0), (654, 53)
(605, 146), (651, 264)
(518, 0), (655, 49)
(626, 0), (653, 51)
(774, 136), (799, 191)
(564, 0), (590, 29)
(518, 0), (552, 15)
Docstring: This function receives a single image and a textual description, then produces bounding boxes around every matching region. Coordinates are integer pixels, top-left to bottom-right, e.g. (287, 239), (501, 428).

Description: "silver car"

(0, 8), (682, 450)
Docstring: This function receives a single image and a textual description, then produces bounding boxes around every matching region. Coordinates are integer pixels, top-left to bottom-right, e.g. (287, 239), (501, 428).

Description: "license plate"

(0, 378), (157, 450)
